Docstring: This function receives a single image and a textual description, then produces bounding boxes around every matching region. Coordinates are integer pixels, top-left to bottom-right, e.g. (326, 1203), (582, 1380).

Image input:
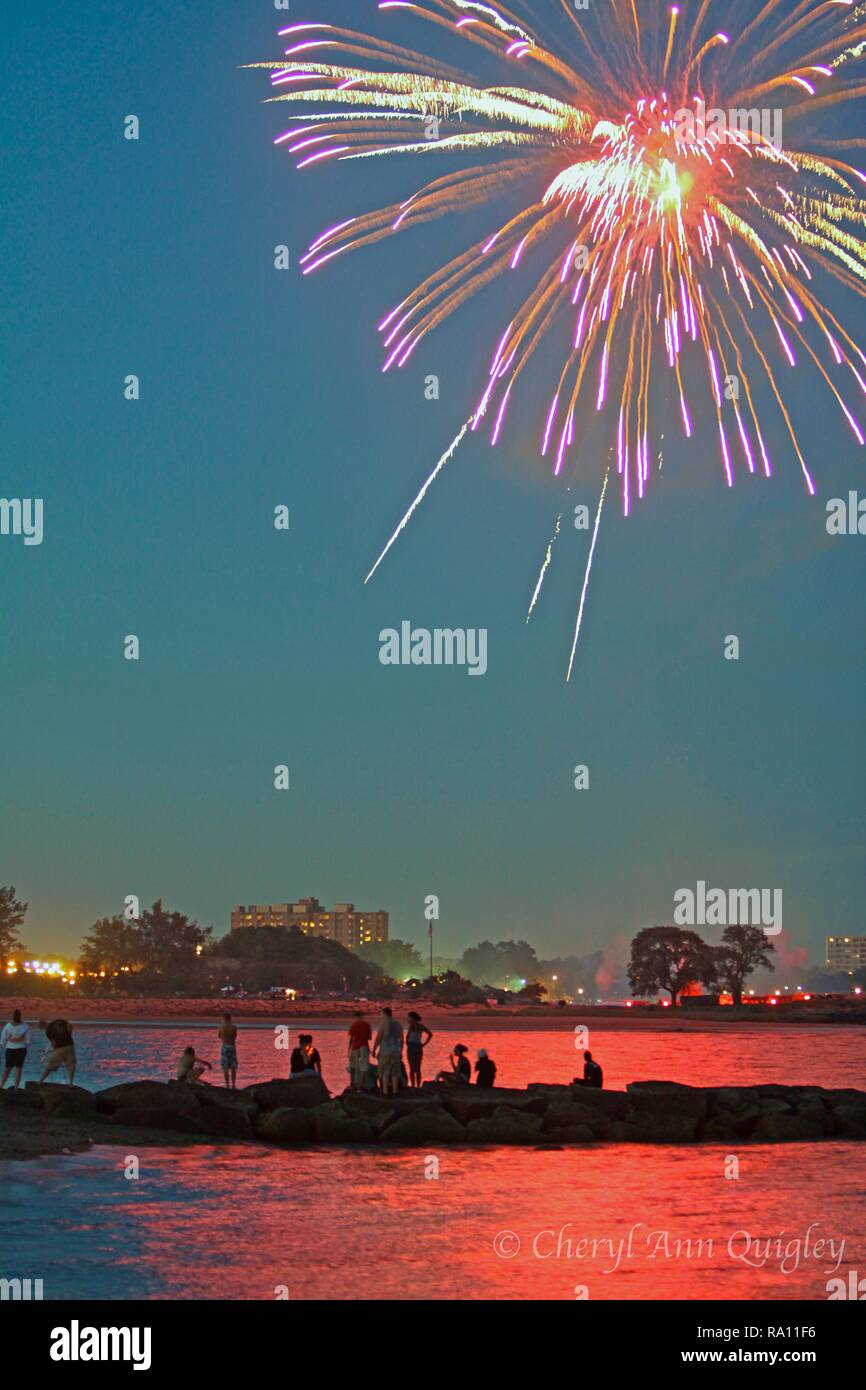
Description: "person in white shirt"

(1, 1010), (30, 1090)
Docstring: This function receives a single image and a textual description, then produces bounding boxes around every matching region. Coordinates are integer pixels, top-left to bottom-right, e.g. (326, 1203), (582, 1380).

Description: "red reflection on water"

(71, 1022), (866, 1093)
(103, 1141), (866, 1301)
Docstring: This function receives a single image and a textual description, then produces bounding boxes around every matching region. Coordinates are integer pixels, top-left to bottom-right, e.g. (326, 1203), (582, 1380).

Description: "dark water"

(3, 1023), (864, 1301)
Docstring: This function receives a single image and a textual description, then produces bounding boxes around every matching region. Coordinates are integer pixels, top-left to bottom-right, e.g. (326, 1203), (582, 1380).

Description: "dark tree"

(422, 970), (480, 1004)
(627, 926), (714, 1006)
(79, 916), (144, 978)
(516, 980), (547, 1003)
(359, 938), (424, 980)
(714, 924), (776, 1007)
(0, 886), (27, 967)
(460, 939), (540, 988)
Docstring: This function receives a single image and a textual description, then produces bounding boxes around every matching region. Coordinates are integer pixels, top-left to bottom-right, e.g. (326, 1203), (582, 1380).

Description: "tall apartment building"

(231, 897), (388, 952)
(825, 936), (866, 973)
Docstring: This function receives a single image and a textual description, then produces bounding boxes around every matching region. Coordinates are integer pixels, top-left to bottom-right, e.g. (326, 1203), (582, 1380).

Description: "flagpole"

(429, 917), (433, 981)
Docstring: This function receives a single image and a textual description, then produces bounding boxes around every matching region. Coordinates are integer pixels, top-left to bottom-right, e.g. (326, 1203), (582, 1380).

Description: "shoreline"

(3, 996), (864, 1030)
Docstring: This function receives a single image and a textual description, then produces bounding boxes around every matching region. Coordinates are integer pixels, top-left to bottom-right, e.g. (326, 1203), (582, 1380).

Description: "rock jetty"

(1, 1076), (865, 1153)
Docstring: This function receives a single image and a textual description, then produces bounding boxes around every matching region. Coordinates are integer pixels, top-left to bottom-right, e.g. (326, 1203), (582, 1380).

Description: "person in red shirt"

(347, 1012), (372, 1090)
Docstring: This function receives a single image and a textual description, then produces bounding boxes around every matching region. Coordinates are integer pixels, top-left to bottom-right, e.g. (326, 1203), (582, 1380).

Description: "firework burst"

(251, 0), (866, 673)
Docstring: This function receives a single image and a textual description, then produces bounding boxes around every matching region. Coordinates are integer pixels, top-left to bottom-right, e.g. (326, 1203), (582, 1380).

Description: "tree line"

(1, 884), (859, 1005)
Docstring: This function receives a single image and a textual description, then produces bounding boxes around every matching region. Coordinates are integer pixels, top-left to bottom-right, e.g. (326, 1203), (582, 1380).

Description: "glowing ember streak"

(566, 465), (610, 682)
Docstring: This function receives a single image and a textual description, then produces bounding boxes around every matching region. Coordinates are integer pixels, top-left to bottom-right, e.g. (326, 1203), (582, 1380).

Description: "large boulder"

(542, 1102), (611, 1139)
(380, 1107), (466, 1145)
(822, 1089), (866, 1112)
(701, 1104), (761, 1139)
(244, 1076), (329, 1111)
(313, 1102), (375, 1144)
(339, 1090), (442, 1117)
(700, 1117), (742, 1143)
(36, 1084), (95, 1115)
(190, 1083), (254, 1111)
(621, 1110), (699, 1142)
(757, 1097), (794, 1117)
(195, 1104), (254, 1139)
(337, 1093), (399, 1135)
(0, 1087), (43, 1109)
(254, 1107), (317, 1143)
(531, 1086), (629, 1120)
(189, 1084), (256, 1137)
(439, 1095), (498, 1125)
(467, 1106), (543, 1145)
(627, 1081), (707, 1123)
(706, 1087), (756, 1115)
(111, 1106), (205, 1135)
(830, 1106), (866, 1139)
(421, 1083), (546, 1115)
(49, 1099), (100, 1123)
(544, 1124), (596, 1144)
(95, 1080), (201, 1116)
(439, 1091), (546, 1127)
(793, 1100), (831, 1138)
(752, 1109), (826, 1142)
(755, 1085), (797, 1107)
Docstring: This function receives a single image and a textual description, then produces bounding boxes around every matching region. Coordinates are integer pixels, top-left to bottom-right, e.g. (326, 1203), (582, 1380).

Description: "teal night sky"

(2, 0), (864, 972)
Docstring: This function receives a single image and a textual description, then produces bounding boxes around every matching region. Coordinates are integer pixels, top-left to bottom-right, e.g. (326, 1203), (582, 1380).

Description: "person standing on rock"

(347, 1012), (372, 1090)
(1, 1009), (30, 1090)
(218, 1013), (239, 1089)
(372, 1007), (403, 1096)
(37, 1018), (77, 1086)
(405, 1011), (432, 1089)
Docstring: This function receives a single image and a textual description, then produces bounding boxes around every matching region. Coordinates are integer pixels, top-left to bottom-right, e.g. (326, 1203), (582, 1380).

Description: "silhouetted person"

(219, 1013), (238, 1089)
(38, 1018), (77, 1086)
(348, 1011), (372, 1090)
(405, 1011), (432, 1088)
(574, 1049), (603, 1088)
(1, 1010), (30, 1090)
(177, 1046), (211, 1083)
(474, 1048), (496, 1088)
(372, 1008), (404, 1097)
(436, 1043), (470, 1085)
(291, 1034), (322, 1077)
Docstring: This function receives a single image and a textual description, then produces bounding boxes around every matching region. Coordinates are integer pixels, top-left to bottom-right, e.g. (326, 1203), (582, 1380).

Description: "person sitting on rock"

(436, 1043), (471, 1086)
(300, 1035), (323, 1078)
(573, 1049), (603, 1089)
(474, 1048), (497, 1088)
(289, 1034), (308, 1076)
(177, 1046), (212, 1084)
